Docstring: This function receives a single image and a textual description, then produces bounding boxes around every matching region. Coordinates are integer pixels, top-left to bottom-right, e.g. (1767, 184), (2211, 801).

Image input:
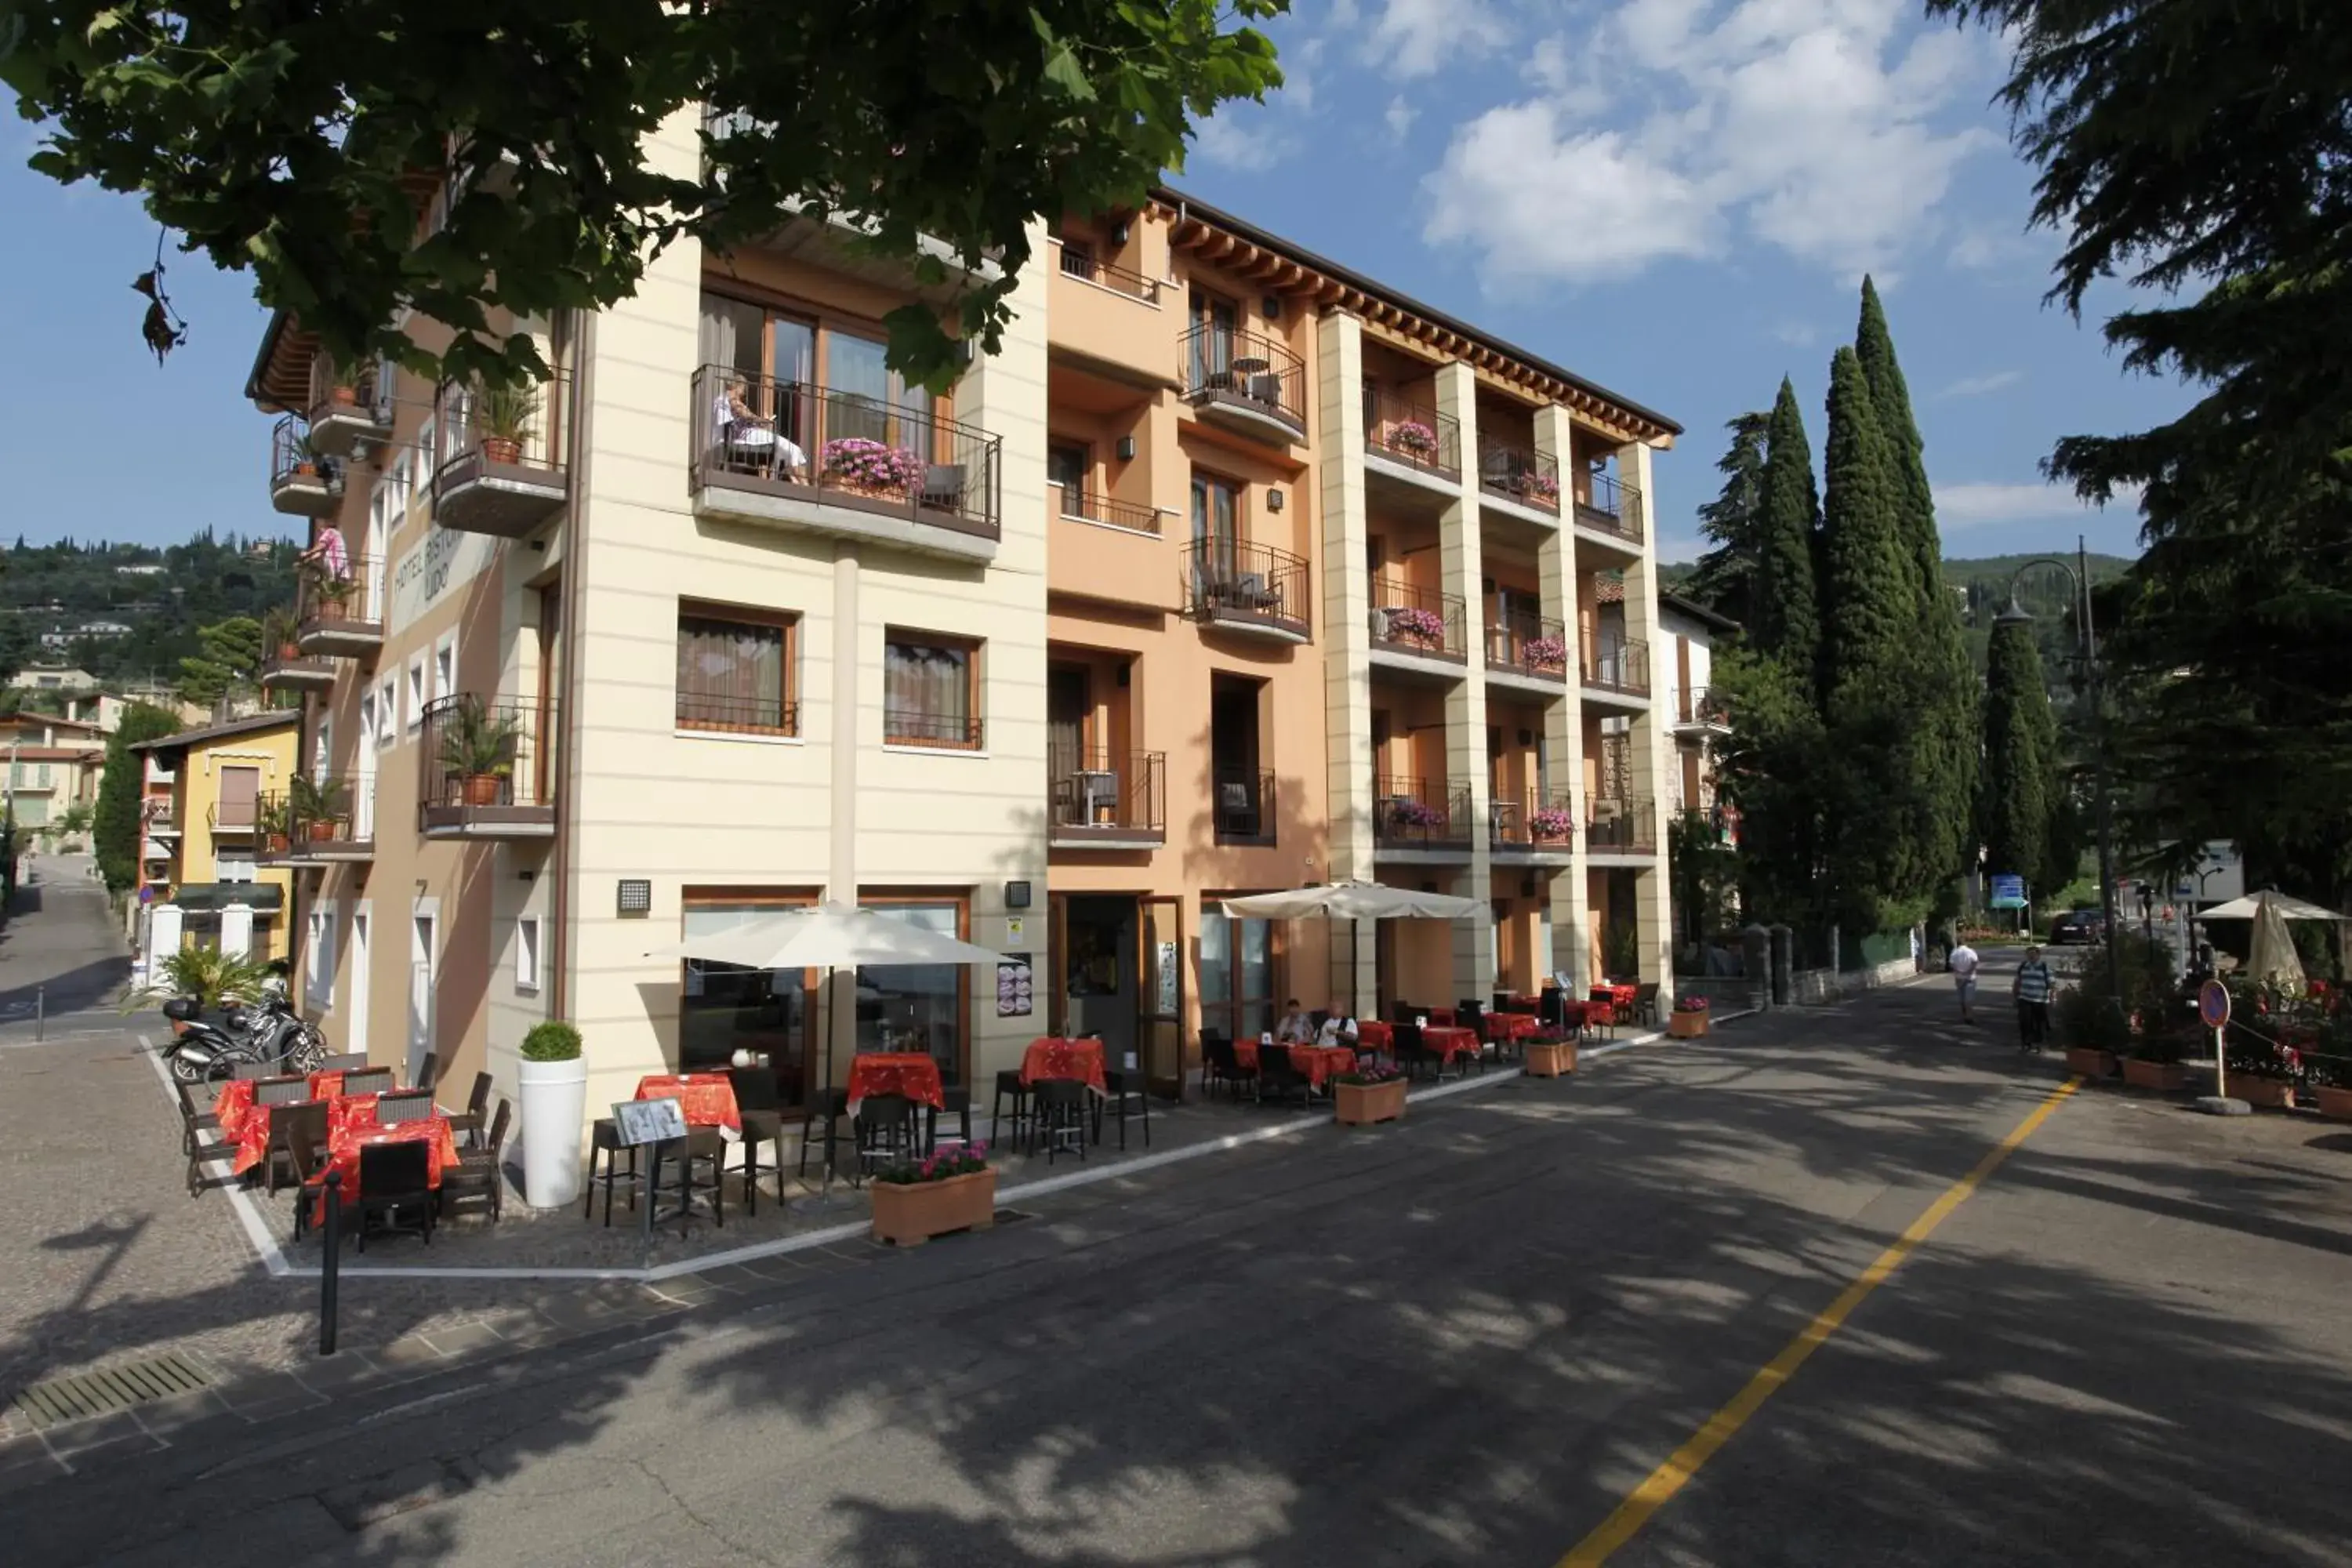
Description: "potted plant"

(517, 1020), (587, 1209)
(2226, 1038), (2300, 1109)
(1524, 1025), (1577, 1078)
(1530, 804), (1573, 843)
(2122, 1030), (2189, 1093)
(474, 381), (543, 465)
(439, 699), (521, 807)
(820, 437), (925, 497)
(1390, 798), (1445, 830)
(1523, 633), (1569, 673)
(1384, 605), (1448, 646)
(1390, 419), (1439, 459)
(869, 1142), (997, 1246)
(1669, 995), (1711, 1038)
(1332, 1063), (1407, 1125)
(290, 775), (348, 842)
(261, 604), (301, 662)
(257, 794), (293, 857)
(286, 426), (317, 478)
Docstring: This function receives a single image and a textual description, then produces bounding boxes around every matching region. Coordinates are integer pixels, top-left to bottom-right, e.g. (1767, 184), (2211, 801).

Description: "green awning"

(165, 884), (285, 913)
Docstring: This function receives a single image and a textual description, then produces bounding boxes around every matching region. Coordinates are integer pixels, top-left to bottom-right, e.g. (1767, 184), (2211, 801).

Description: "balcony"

(1363, 389), (1460, 498)
(1373, 777), (1473, 856)
(1185, 539), (1310, 644)
(1054, 485), (1162, 535)
(208, 797), (260, 837)
(1574, 470), (1644, 546)
(305, 355), (394, 459)
(296, 553), (384, 659)
(1672, 684), (1731, 736)
(1486, 612), (1572, 691)
(259, 646), (336, 693)
(141, 797), (180, 839)
(1367, 581), (1467, 674)
(268, 416), (343, 517)
(268, 773), (378, 863)
(690, 366), (1002, 562)
(1478, 443), (1560, 521)
(1491, 792), (1577, 860)
(1212, 768), (1276, 846)
(1179, 325), (1305, 446)
(1058, 245), (1161, 304)
(1051, 488), (1175, 613)
(1587, 795), (1659, 855)
(417, 696), (557, 840)
(1583, 637), (1652, 700)
(1047, 242), (1170, 394)
(432, 373), (572, 539)
(1048, 750), (1167, 850)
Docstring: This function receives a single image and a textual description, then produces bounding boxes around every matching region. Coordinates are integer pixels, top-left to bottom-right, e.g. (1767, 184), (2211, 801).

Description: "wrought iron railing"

(1478, 442), (1559, 513)
(1057, 244), (1160, 303)
(263, 773), (378, 854)
(1212, 767), (1276, 844)
(1492, 791), (1577, 851)
(1575, 470), (1643, 541)
(418, 696), (556, 822)
(1054, 484), (1162, 535)
(307, 353), (395, 429)
(884, 710), (985, 750)
(141, 797), (177, 832)
(676, 688), (799, 737)
(208, 797), (260, 832)
(431, 370), (571, 476)
(269, 415), (343, 498)
(1363, 388), (1460, 481)
(1367, 579), (1467, 660)
(1584, 637), (1651, 696)
(1675, 684), (1727, 727)
(1185, 538), (1311, 637)
(1587, 795), (1658, 852)
(689, 365), (1002, 539)
(1178, 325), (1305, 430)
(296, 552), (384, 636)
(1048, 750), (1167, 837)
(1373, 776), (1473, 849)
(1486, 612), (1571, 679)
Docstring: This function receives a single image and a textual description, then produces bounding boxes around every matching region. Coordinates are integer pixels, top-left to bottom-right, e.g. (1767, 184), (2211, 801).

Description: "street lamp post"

(1995, 536), (2122, 1005)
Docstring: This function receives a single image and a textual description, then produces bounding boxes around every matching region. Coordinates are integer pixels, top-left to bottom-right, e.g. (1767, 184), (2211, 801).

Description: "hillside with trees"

(0, 532), (298, 694)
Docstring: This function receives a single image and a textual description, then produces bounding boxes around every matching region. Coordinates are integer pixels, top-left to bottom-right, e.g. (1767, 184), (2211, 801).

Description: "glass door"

(1140, 896), (1185, 1098)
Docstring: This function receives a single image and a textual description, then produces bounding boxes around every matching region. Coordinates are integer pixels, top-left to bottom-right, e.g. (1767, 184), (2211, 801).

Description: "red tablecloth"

(1288, 1045), (1359, 1087)
(312, 1116), (461, 1227)
(1020, 1037), (1109, 1094)
(1426, 1007), (1457, 1027)
(1421, 1025), (1483, 1064)
(844, 1052), (947, 1109)
(1559, 1000), (1605, 1030)
(1356, 1020), (1393, 1052)
(635, 1073), (742, 1131)
(212, 1080), (257, 1143)
(1489, 1011), (1540, 1043)
(1592, 984), (1638, 1013)
(230, 1098), (316, 1175)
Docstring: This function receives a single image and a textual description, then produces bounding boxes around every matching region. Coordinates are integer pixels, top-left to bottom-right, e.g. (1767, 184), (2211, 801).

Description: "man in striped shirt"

(2015, 944), (2055, 1052)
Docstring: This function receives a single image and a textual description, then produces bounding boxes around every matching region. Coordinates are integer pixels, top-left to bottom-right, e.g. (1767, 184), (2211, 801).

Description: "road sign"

(2198, 980), (2230, 1031)
(1989, 873), (2027, 910)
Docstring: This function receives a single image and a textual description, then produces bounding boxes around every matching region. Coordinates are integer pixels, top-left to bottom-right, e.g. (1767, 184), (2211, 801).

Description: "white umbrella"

(2245, 894), (2308, 989)
(2198, 891), (2350, 923)
(1222, 880), (1483, 1018)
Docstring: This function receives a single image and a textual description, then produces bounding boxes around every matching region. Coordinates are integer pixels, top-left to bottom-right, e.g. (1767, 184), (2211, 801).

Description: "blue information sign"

(1989, 873), (2027, 910)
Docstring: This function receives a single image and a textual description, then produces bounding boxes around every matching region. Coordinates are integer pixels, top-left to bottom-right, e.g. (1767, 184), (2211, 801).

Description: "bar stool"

(989, 1069), (1031, 1148)
(583, 1117), (642, 1226)
(1096, 1067), (1152, 1150)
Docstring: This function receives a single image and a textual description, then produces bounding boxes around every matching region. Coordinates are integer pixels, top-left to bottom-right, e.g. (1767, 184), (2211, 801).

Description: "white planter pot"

(517, 1055), (589, 1210)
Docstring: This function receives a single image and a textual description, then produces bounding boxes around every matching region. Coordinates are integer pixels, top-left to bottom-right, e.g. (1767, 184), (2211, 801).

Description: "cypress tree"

(1686, 411), (1771, 628)
(1979, 619), (2055, 894)
(1753, 376), (1822, 674)
(94, 702), (181, 893)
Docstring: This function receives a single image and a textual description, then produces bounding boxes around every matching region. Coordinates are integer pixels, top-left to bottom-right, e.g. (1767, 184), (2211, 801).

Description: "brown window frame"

(855, 887), (974, 1090)
(678, 885), (821, 1098)
(883, 629), (983, 750)
(675, 599), (799, 737)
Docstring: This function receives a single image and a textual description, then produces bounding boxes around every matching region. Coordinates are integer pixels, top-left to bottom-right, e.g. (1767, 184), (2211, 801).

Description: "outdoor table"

(1489, 1011), (1540, 1044)
(1592, 983), (1638, 1011)
(1425, 1007), (1457, 1026)
(212, 1080), (258, 1143)
(307, 1069), (350, 1101)
(230, 1097), (319, 1175)
(312, 1115), (461, 1229)
(844, 1051), (947, 1110)
(1558, 1000), (1603, 1034)
(634, 1073), (742, 1132)
(328, 1093), (383, 1139)
(1356, 1020), (1393, 1053)
(1020, 1036), (1109, 1094)
(1286, 1044), (1358, 1087)
(1421, 1025), (1483, 1065)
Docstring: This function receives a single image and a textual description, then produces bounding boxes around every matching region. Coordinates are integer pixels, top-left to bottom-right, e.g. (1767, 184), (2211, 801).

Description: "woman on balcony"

(715, 377), (807, 482)
(299, 521), (348, 580)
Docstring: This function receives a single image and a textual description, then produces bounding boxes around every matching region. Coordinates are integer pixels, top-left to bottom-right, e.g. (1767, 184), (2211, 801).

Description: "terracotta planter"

(2235, 1077), (2297, 1110)
(481, 436), (522, 465)
(307, 819), (337, 843)
(1334, 1078), (1407, 1126)
(2315, 1086), (2352, 1122)
(869, 1167), (997, 1247)
(264, 833), (290, 855)
(277, 641), (301, 662)
(1524, 1040), (1577, 1078)
(461, 773), (503, 808)
(1668, 1011), (1710, 1039)
(332, 386), (358, 407)
(2065, 1047), (2118, 1079)
(2122, 1058), (2187, 1092)
(293, 461), (317, 478)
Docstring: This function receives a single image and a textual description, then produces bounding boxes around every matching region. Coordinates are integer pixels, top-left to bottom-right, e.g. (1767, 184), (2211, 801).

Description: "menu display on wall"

(996, 954), (1034, 1018)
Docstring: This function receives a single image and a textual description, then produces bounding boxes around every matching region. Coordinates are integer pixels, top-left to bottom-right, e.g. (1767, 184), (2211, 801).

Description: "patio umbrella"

(2196, 891), (2350, 923)
(1221, 880), (1483, 1018)
(645, 902), (1006, 1144)
(2244, 893), (2308, 990)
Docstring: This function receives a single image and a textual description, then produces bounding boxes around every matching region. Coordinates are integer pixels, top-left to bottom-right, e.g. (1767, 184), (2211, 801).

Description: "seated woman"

(713, 378), (808, 480)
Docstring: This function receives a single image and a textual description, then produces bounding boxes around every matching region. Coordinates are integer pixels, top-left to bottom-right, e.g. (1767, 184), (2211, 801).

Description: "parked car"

(2049, 908), (2106, 946)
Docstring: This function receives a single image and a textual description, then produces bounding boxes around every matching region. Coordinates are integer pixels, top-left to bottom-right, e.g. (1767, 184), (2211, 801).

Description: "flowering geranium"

(1674, 996), (1710, 1013)
(1384, 606), (1448, 643)
(1390, 420), (1439, 456)
(1526, 471), (1560, 502)
(1334, 1064), (1404, 1086)
(1390, 799), (1445, 829)
(1530, 806), (1573, 840)
(822, 437), (925, 492)
(1523, 635), (1569, 669)
(875, 1141), (991, 1185)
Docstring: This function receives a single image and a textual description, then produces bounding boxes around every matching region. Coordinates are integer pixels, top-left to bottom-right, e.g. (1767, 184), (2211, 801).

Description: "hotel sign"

(388, 524), (497, 633)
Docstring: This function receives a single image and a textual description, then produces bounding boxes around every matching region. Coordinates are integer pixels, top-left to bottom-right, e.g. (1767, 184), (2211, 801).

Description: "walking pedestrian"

(2015, 943), (2054, 1052)
(1948, 937), (1981, 1025)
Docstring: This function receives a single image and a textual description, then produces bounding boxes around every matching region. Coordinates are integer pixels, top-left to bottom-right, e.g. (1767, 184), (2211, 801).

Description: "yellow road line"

(1558, 1076), (2082, 1567)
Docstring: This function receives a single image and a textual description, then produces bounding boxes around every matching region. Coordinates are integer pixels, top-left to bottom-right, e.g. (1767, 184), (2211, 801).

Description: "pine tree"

(94, 702), (181, 892)
(1753, 377), (1822, 673)
(1686, 412), (1771, 627)
(1980, 619), (2056, 893)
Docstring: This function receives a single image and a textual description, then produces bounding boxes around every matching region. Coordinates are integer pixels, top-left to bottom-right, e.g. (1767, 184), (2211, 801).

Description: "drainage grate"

(10, 1352), (213, 1429)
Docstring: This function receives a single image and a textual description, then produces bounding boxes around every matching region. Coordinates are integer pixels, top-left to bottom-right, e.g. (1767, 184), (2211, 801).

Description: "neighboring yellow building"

(129, 712), (301, 964)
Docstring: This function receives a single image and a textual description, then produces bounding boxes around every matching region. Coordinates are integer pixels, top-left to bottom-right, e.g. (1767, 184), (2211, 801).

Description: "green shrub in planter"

(521, 1021), (582, 1062)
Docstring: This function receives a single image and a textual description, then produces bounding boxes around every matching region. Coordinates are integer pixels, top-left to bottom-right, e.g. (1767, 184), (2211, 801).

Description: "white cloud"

(1938, 369), (2023, 398)
(1425, 0), (2002, 286)
(1365, 0), (1512, 80)
(1933, 480), (2143, 528)
(1385, 96), (1418, 142)
(1770, 319), (1818, 346)
(1187, 114), (1294, 173)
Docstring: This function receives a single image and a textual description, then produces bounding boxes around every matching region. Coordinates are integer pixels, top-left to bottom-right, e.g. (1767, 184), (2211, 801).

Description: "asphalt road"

(9, 962), (2352, 1567)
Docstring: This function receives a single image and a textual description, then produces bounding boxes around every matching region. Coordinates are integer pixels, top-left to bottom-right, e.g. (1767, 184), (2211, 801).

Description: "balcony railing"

(259, 645), (336, 691)
(1185, 538), (1311, 641)
(690, 365), (1003, 546)
(1212, 767), (1276, 845)
(142, 797), (179, 834)
(1674, 684), (1730, 730)
(1057, 244), (1161, 303)
(1478, 443), (1560, 514)
(296, 552), (385, 655)
(1049, 750), (1167, 844)
(1587, 795), (1658, 854)
(677, 687), (799, 738)
(1374, 776), (1473, 851)
(1574, 470), (1644, 542)
(884, 710), (985, 750)
(268, 416), (343, 517)
(305, 354), (396, 457)
(1584, 637), (1652, 697)
(1491, 791), (1577, 854)
(275, 772), (378, 859)
(1487, 612), (1571, 681)
(1054, 484), (1162, 535)
(208, 797), (260, 833)
(430, 372), (572, 538)
(1179, 325), (1305, 442)
(1363, 389), (1460, 482)
(1367, 579), (1467, 662)
(418, 696), (557, 838)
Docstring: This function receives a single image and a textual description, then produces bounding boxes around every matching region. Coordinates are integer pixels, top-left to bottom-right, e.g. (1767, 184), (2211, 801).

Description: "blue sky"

(2, 0), (2182, 562)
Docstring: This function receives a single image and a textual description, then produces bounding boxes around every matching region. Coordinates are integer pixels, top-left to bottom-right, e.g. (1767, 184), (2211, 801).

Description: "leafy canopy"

(93, 700), (178, 892)
(0, 1), (1288, 390)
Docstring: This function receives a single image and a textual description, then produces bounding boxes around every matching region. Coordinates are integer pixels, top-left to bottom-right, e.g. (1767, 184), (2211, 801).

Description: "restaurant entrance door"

(1061, 895), (1137, 1078)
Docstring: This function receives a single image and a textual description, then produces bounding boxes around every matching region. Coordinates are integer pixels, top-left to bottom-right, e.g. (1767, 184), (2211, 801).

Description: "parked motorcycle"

(158, 977), (325, 1083)
(158, 996), (256, 1083)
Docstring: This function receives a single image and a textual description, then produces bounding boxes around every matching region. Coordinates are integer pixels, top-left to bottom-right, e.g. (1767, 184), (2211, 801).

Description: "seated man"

(1317, 1002), (1359, 1048)
(1273, 998), (1314, 1044)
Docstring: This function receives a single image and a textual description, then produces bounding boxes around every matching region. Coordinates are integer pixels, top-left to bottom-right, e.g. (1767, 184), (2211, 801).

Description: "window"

(1048, 442), (1089, 513)
(1191, 472), (1241, 545)
(1059, 237), (1097, 278)
(678, 893), (814, 1101)
(216, 853), (257, 883)
(884, 632), (980, 749)
(35, 764), (49, 789)
(515, 916), (541, 991)
(376, 677), (398, 749)
(306, 907), (336, 1010)
(383, 449), (413, 518)
(217, 764), (260, 829)
(434, 633), (457, 704)
(856, 898), (967, 1088)
(360, 687), (378, 750)
(415, 416), (436, 481)
(676, 606), (796, 735)
(698, 294), (936, 452)
(405, 655), (427, 735)
(1199, 909), (1276, 1044)
(312, 718), (332, 782)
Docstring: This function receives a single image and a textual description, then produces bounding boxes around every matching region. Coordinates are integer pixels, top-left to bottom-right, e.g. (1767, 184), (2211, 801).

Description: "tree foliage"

(94, 701), (179, 892)
(176, 615), (263, 711)
(1979, 619), (2063, 896)
(1686, 410), (1769, 630)
(0, 1), (1288, 391)
(1753, 376), (1822, 673)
